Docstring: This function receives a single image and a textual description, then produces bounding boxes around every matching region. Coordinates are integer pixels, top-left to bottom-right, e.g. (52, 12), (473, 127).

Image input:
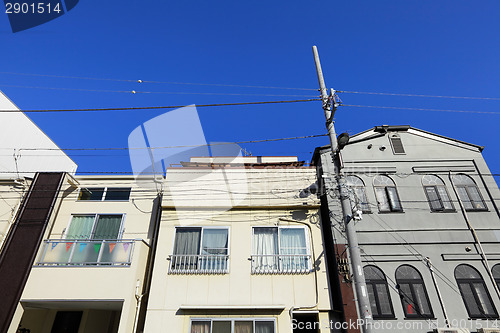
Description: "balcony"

(36, 239), (135, 266)
(251, 254), (311, 274)
(168, 254), (229, 274)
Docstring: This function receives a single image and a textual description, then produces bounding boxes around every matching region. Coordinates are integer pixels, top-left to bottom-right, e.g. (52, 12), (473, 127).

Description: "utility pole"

(312, 46), (373, 333)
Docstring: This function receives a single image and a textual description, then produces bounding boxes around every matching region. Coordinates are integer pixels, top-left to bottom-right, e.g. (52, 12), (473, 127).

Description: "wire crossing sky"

(0, 1), (499, 176)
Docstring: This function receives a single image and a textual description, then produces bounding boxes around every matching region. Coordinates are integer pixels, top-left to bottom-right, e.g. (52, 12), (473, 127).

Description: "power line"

(340, 90), (500, 101)
(0, 84), (317, 98)
(342, 104), (500, 115)
(0, 72), (317, 91)
(0, 133), (328, 151)
(0, 98), (320, 113)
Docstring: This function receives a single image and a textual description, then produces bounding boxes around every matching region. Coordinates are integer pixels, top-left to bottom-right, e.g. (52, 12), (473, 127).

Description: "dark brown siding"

(0, 172), (64, 333)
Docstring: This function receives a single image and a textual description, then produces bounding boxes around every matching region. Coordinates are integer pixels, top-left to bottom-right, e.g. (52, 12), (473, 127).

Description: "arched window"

(364, 266), (395, 318)
(492, 264), (500, 290)
(395, 265), (433, 318)
(452, 174), (487, 211)
(455, 264), (497, 318)
(422, 175), (454, 212)
(346, 175), (370, 213)
(373, 175), (402, 212)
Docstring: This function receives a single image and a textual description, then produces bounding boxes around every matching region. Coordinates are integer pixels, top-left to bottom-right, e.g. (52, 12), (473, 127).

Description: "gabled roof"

(311, 125), (484, 164)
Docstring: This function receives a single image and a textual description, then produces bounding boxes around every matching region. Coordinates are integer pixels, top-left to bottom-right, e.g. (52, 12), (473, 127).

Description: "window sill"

(377, 211), (405, 214)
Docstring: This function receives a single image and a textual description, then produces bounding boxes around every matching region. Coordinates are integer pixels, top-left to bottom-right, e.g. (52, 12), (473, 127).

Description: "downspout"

(133, 192), (163, 333)
(449, 172), (500, 300)
(133, 279), (144, 333)
(425, 257), (450, 328)
(278, 218), (319, 320)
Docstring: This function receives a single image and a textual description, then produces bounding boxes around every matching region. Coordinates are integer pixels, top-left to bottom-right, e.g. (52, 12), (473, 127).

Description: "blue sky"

(0, 1), (499, 179)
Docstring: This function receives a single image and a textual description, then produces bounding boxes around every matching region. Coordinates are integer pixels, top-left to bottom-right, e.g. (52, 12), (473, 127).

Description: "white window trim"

(76, 187), (131, 202)
(171, 226), (231, 273)
(189, 318), (277, 333)
(63, 213), (126, 240)
(251, 225), (312, 274)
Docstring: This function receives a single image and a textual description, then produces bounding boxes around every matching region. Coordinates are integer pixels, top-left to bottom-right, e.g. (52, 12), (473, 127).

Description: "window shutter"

(390, 135), (405, 154)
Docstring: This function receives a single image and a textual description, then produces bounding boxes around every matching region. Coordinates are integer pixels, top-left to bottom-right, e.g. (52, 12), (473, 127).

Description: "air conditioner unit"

(477, 328), (500, 333)
(433, 329), (469, 333)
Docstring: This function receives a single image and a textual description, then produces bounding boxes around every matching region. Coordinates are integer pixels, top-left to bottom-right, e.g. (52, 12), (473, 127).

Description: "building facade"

(313, 125), (500, 333)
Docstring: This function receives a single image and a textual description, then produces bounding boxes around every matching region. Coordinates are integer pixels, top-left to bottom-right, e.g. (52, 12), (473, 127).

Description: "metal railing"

(251, 254), (311, 274)
(36, 239), (135, 266)
(168, 254), (229, 274)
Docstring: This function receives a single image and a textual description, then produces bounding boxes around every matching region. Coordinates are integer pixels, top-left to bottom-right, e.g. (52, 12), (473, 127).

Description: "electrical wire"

(341, 104), (500, 115)
(340, 90), (500, 101)
(0, 98), (320, 113)
(0, 84), (317, 98)
(0, 71), (317, 91)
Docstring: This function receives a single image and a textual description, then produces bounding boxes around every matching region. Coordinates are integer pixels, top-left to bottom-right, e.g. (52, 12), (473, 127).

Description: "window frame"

(395, 265), (434, 319)
(373, 175), (403, 213)
(77, 187), (131, 202)
(363, 265), (395, 319)
(170, 226), (230, 273)
(251, 225), (312, 273)
(346, 175), (371, 213)
(64, 213), (125, 240)
(455, 264), (498, 319)
(422, 175), (455, 212)
(189, 318), (277, 333)
(389, 133), (405, 155)
(452, 174), (488, 212)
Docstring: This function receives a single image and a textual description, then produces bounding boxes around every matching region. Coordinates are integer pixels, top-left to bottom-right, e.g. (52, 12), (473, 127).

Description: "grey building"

(313, 125), (500, 333)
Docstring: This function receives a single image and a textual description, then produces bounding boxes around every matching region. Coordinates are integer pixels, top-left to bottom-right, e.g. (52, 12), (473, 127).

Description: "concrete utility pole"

(312, 46), (373, 333)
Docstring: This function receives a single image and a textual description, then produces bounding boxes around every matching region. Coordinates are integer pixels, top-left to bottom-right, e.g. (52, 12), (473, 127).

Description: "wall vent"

(389, 134), (405, 154)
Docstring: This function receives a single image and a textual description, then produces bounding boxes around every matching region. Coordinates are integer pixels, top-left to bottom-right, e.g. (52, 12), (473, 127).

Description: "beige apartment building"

(3, 156), (334, 333)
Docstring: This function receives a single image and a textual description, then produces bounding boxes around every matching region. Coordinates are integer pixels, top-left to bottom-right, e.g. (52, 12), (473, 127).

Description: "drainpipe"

(133, 279), (144, 333)
(425, 257), (449, 328)
(449, 172), (500, 301)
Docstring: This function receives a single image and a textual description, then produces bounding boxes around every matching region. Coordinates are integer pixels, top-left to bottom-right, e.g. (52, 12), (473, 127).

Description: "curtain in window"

(436, 187), (453, 210)
(235, 321), (253, 333)
(201, 229), (228, 270)
(279, 228), (307, 271)
(202, 229), (228, 255)
(93, 215), (122, 240)
(354, 187), (370, 212)
(255, 321), (274, 333)
(253, 228), (278, 271)
(66, 215), (95, 239)
(191, 321), (210, 333)
(173, 228), (201, 270)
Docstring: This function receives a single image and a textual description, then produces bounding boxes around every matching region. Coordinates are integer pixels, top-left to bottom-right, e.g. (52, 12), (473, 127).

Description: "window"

(452, 174), (487, 211)
(251, 227), (310, 274)
(170, 227), (229, 274)
(78, 187), (131, 201)
(422, 175), (454, 212)
(389, 133), (405, 154)
(492, 264), (500, 290)
(51, 311), (83, 333)
(191, 319), (275, 333)
(455, 264), (497, 319)
(66, 214), (124, 240)
(346, 175), (370, 213)
(364, 266), (395, 319)
(373, 175), (402, 212)
(395, 265), (433, 318)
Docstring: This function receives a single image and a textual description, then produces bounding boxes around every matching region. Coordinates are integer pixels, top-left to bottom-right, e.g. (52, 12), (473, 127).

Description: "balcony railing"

(168, 254), (229, 274)
(36, 239), (135, 266)
(251, 254), (311, 274)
